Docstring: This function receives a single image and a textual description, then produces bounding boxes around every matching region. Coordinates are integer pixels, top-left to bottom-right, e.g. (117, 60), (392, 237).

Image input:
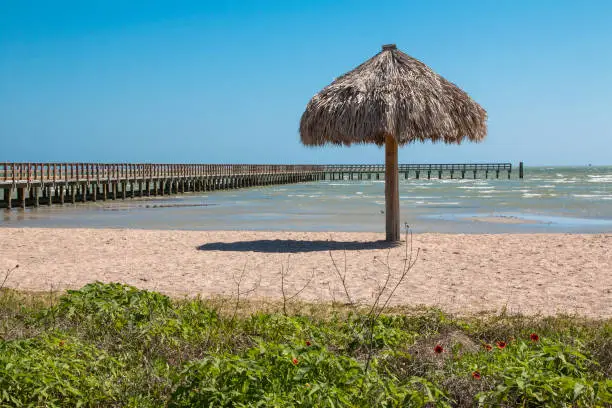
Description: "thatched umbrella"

(300, 44), (487, 241)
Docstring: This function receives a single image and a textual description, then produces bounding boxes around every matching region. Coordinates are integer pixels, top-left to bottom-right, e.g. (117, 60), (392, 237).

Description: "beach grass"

(1, 282), (610, 407)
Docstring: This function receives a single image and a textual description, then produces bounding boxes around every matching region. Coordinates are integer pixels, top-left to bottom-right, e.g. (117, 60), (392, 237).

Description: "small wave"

(523, 193), (542, 198)
(573, 194), (612, 200)
(457, 186), (491, 190)
(587, 176), (612, 183)
(437, 179), (473, 184)
(415, 201), (461, 206)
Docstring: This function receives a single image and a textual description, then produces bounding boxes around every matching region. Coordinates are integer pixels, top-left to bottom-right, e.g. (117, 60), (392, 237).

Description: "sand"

(1, 228), (610, 318)
(470, 215), (542, 224)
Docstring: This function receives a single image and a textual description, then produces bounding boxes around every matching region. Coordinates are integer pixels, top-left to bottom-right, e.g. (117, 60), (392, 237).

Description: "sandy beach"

(1, 228), (610, 318)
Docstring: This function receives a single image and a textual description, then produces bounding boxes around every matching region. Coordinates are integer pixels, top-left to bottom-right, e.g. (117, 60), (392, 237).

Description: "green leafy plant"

(0, 333), (124, 407)
(459, 336), (612, 407)
(170, 340), (450, 407)
(1, 283), (610, 407)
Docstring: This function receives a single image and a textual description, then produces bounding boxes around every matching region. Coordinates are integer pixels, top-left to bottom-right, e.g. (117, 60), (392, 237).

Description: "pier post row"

(0, 162), (519, 209)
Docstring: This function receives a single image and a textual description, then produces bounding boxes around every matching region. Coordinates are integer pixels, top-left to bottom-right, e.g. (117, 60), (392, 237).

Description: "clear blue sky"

(1, 0), (610, 166)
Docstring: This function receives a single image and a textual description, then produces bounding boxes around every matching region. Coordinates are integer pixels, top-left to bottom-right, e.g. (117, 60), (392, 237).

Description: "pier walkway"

(1, 162), (520, 209)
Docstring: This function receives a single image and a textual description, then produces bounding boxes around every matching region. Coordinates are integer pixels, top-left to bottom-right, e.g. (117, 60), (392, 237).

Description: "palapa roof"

(300, 44), (487, 147)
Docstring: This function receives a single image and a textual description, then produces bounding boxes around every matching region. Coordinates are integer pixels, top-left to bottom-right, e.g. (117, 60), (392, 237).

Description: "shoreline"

(1, 228), (611, 318)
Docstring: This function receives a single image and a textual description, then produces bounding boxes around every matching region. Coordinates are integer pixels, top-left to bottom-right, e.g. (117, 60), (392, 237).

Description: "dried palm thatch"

(300, 44), (487, 146)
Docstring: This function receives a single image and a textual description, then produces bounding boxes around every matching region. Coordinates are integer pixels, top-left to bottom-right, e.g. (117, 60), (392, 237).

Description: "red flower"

(530, 333), (539, 342)
(472, 371), (481, 380)
(483, 344), (493, 351)
(306, 341), (311, 347)
(496, 341), (507, 350)
(292, 358), (299, 365)
(434, 344), (444, 354)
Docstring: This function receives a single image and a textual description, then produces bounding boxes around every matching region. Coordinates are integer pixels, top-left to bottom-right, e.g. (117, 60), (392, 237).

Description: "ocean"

(1, 166), (611, 233)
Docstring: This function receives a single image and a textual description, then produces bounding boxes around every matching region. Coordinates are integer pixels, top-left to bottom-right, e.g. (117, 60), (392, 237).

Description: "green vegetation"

(1, 282), (610, 407)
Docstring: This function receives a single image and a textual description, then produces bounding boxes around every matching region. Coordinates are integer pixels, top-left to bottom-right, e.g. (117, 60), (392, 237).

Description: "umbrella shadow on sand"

(197, 240), (400, 254)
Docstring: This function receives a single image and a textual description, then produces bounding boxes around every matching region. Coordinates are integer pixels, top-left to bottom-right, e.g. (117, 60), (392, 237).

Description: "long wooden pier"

(0, 162), (521, 209)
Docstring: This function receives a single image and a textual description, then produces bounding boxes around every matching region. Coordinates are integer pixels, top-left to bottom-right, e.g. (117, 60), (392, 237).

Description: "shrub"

(170, 341), (450, 407)
(459, 337), (612, 407)
(0, 333), (124, 407)
(2, 283), (610, 407)
(52, 282), (173, 330)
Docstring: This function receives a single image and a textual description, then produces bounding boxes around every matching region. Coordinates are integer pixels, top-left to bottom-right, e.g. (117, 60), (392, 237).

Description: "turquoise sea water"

(1, 166), (611, 233)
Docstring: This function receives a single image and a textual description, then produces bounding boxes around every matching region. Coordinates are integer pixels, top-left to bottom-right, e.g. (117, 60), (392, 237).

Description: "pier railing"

(0, 162), (515, 184)
(323, 163), (512, 172)
(0, 163), (323, 184)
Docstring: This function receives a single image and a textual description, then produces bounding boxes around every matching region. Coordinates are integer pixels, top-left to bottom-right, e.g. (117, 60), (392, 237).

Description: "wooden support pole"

(71, 185), (76, 204)
(92, 184), (97, 202)
(519, 162), (524, 179)
(82, 185), (87, 203)
(385, 134), (400, 242)
(18, 187), (25, 209)
(33, 187), (39, 207)
(59, 185), (65, 205)
(4, 187), (12, 209)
